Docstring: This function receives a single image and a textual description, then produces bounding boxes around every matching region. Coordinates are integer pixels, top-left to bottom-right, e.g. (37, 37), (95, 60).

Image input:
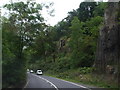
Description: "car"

(30, 70), (34, 73)
(36, 70), (43, 75)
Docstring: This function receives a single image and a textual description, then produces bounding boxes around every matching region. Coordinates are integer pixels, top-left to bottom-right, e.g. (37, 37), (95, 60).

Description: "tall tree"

(69, 16), (83, 68)
(4, 0), (45, 58)
(3, 0), (46, 87)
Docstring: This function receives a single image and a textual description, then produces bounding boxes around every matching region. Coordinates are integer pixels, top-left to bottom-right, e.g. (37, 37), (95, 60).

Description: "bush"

(78, 67), (93, 74)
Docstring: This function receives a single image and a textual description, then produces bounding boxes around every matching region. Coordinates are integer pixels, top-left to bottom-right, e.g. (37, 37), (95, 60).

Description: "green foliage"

(93, 2), (107, 17)
(27, 2), (104, 75)
(77, 2), (97, 21)
(2, 19), (27, 87)
(2, 1), (107, 88)
(68, 16), (103, 68)
(78, 67), (93, 74)
(53, 20), (71, 40)
(2, 0), (46, 88)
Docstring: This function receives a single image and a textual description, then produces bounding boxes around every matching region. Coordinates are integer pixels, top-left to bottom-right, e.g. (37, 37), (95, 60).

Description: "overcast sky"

(0, 0), (108, 26)
(37, 0), (86, 26)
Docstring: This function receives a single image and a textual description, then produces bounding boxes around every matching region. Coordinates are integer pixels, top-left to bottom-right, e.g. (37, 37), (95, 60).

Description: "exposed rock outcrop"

(94, 2), (120, 85)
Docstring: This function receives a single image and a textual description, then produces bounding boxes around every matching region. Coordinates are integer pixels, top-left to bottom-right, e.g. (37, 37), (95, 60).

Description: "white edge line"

(24, 80), (29, 88)
(53, 77), (91, 90)
(24, 72), (29, 88)
(33, 74), (59, 90)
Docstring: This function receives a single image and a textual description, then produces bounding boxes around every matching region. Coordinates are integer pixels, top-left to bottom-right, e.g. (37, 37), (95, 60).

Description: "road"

(24, 73), (105, 90)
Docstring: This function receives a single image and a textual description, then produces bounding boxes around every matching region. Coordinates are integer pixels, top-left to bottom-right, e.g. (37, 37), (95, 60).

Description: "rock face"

(94, 2), (120, 83)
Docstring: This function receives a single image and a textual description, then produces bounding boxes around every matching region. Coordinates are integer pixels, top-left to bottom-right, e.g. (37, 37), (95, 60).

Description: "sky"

(0, 0), (108, 26)
(37, 0), (85, 26)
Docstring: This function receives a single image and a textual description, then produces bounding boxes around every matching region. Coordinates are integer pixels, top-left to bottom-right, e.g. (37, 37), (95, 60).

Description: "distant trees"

(30, 2), (105, 71)
(29, 1), (105, 71)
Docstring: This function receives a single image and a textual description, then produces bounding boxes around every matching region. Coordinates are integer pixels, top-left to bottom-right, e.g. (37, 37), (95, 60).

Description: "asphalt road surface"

(24, 73), (106, 90)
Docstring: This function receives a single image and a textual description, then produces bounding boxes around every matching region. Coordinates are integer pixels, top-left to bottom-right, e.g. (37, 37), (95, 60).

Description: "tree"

(4, 1), (45, 58)
(77, 2), (97, 21)
(69, 15), (103, 68)
(69, 16), (83, 68)
(2, 17), (26, 87)
(93, 2), (107, 17)
(27, 26), (57, 64)
(3, 0), (46, 87)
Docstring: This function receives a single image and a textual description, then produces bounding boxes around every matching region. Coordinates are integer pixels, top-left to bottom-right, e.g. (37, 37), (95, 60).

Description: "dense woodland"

(1, 0), (120, 88)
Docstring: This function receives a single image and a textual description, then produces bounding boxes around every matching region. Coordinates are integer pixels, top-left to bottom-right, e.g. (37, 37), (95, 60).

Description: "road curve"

(24, 73), (92, 90)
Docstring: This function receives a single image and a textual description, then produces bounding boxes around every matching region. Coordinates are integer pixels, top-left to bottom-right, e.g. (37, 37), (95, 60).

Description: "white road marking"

(29, 73), (91, 90)
(33, 74), (59, 90)
(56, 78), (91, 90)
(24, 80), (29, 88)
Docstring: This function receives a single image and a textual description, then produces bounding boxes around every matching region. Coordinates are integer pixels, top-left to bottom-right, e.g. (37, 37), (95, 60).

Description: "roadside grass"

(44, 68), (119, 89)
